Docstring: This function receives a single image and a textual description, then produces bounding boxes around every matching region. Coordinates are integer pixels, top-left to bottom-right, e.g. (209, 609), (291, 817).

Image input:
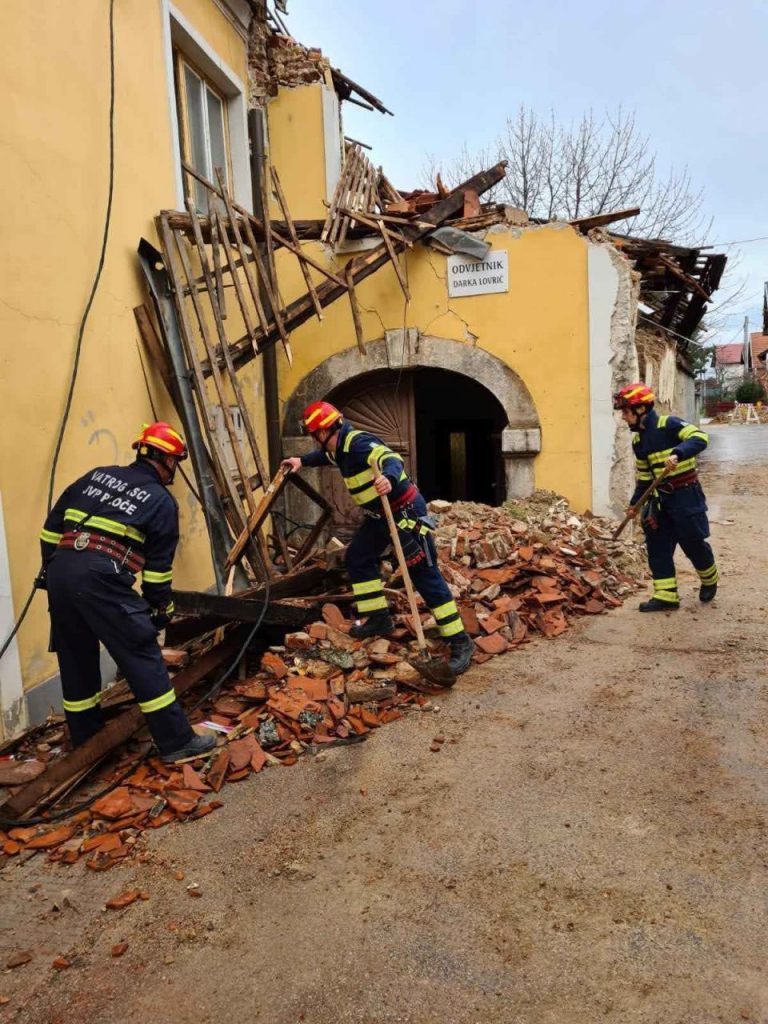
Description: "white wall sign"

(447, 251), (508, 297)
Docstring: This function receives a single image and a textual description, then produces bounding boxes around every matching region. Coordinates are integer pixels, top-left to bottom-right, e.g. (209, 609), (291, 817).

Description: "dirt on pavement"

(1, 424), (767, 1024)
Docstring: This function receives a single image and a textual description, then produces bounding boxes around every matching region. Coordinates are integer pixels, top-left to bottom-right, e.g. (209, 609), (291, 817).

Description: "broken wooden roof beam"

(171, 590), (311, 627)
(569, 206), (641, 231)
(206, 160), (508, 374)
(330, 67), (393, 116)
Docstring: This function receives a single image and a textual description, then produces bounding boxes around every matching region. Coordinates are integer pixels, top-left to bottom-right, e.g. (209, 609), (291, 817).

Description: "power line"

(703, 234), (768, 248)
(637, 315), (707, 348)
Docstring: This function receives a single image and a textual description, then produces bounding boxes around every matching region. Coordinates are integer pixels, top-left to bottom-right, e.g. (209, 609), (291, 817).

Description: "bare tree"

(424, 106), (712, 244)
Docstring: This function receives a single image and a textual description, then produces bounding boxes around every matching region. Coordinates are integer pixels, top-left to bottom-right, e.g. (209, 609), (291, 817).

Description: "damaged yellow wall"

(275, 225), (592, 511)
(266, 82), (330, 220)
(0, 0), (262, 716)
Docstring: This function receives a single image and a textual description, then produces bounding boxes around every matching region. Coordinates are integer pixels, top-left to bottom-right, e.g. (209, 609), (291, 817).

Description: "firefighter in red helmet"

(614, 384), (719, 611)
(282, 401), (475, 676)
(36, 423), (215, 762)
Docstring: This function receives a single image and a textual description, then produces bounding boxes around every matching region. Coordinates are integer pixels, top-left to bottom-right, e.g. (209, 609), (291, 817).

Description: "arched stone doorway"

(282, 334), (541, 535)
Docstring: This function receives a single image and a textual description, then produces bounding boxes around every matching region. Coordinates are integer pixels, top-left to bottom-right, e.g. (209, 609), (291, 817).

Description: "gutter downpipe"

(249, 107), (282, 475)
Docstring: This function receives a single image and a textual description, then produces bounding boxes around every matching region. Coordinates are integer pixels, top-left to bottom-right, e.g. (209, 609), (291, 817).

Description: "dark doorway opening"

(323, 367), (507, 533)
(412, 368), (506, 505)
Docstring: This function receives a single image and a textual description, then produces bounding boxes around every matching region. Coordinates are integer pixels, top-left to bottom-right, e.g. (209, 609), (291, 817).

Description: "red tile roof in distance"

(715, 343), (744, 366)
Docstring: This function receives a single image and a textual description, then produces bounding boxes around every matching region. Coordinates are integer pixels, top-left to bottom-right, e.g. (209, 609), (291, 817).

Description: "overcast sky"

(282, 0), (767, 348)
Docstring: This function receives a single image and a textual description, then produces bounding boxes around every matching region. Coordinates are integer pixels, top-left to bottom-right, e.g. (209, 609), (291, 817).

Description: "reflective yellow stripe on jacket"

(340, 432), (407, 506)
(143, 569), (173, 584)
(64, 508), (146, 544)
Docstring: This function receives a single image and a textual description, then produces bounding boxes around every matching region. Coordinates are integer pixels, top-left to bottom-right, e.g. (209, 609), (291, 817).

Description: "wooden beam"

(133, 304), (177, 407)
(376, 217), (410, 300)
(0, 630), (249, 820)
(204, 161), (508, 373)
(208, 193), (227, 319)
(157, 217), (249, 549)
(345, 263), (366, 354)
(213, 169), (270, 337)
(658, 254), (713, 304)
(176, 168), (351, 287)
(172, 590), (310, 627)
(569, 207), (641, 231)
(185, 201), (270, 499)
(270, 165), (324, 321)
(336, 206), (415, 239)
(246, 564), (344, 600)
(226, 465), (291, 569)
(235, 206), (293, 365)
(162, 211), (340, 245)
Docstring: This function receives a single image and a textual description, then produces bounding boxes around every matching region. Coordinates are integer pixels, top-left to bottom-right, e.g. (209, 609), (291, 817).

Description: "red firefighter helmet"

(132, 422), (188, 460)
(301, 401), (343, 436)
(612, 383), (656, 411)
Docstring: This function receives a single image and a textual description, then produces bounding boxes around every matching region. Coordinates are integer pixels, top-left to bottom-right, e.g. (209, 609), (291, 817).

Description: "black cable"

(47, 0), (116, 513)
(0, 587), (36, 662)
(0, 0), (116, 665)
(189, 541), (272, 711)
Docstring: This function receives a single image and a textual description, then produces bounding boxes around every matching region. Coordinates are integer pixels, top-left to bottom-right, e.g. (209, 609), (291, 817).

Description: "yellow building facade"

(0, 0), (267, 737)
(264, 80), (636, 539)
(0, 3), (636, 737)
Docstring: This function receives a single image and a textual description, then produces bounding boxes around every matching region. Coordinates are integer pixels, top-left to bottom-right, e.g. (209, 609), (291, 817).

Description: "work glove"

(149, 607), (172, 633)
(33, 567), (48, 591)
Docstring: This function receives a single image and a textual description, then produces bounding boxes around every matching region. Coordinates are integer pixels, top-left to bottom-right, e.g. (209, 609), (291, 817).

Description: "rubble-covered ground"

(0, 492), (645, 871)
(8, 443), (768, 1023)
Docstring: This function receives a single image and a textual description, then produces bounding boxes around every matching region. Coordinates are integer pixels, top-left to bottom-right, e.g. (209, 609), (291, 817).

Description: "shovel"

(379, 491), (456, 688)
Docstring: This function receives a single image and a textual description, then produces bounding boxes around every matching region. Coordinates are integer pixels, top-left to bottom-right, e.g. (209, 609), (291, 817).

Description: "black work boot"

(160, 732), (216, 764)
(638, 597), (680, 613)
(448, 632), (475, 675)
(699, 583), (718, 603)
(350, 610), (395, 640)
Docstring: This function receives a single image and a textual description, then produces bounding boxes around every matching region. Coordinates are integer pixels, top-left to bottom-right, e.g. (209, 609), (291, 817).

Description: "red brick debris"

(0, 493), (644, 871)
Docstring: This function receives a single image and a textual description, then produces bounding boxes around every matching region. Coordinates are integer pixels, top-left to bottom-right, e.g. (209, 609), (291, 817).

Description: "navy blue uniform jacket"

(300, 421), (411, 512)
(631, 409), (709, 509)
(40, 461), (179, 612)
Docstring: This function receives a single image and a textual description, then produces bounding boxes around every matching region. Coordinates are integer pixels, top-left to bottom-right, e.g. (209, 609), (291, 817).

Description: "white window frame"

(162, 1), (252, 212)
(176, 55), (233, 210)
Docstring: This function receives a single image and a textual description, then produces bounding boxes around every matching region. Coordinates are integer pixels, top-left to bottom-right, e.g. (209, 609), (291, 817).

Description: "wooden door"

(323, 372), (416, 538)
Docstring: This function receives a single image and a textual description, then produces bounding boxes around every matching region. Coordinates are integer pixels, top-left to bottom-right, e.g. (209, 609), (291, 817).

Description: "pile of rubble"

(430, 492), (645, 655)
(0, 492), (645, 870)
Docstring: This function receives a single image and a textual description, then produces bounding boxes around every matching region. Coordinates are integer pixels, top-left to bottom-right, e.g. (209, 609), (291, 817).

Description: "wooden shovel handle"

(380, 493), (428, 652)
(612, 467), (671, 540)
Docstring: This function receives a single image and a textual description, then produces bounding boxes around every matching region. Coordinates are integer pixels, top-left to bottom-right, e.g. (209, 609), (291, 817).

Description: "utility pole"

(743, 315), (750, 377)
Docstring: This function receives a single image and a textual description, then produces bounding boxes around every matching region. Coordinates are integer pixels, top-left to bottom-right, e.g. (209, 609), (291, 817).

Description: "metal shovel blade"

(406, 654), (457, 689)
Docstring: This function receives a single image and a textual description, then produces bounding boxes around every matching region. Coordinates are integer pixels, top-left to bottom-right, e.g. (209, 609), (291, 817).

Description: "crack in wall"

(0, 298), (77, 328)
(422, 250), (479, 343)
(358, 300), (388, 338)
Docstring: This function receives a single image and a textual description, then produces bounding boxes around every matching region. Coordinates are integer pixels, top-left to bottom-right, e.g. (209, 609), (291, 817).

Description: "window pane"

(206, 86), (228, 187)
(184, 65), (208, 178)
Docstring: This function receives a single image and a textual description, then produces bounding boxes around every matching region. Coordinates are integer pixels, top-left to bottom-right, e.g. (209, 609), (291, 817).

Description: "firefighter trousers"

(46, 550), (193, 753)
(345, 493), (465, 639)
(642, 486), (719, 604)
